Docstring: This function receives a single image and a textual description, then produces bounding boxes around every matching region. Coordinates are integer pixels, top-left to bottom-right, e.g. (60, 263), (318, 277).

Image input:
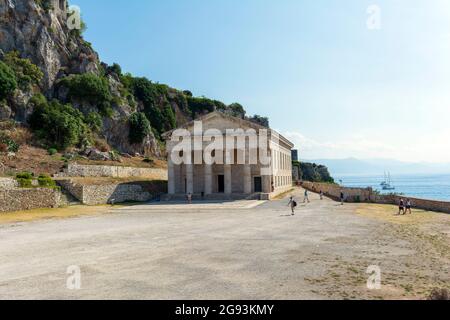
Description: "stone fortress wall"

(55, 163), (168, 205)
(57, 179), (154, 205)
(57, 163), (168, 180)
(0, 177), (61, 213)
(0, 188), (61, 213)
(302, 181), (450, 214)
(0, 177), (18, 189)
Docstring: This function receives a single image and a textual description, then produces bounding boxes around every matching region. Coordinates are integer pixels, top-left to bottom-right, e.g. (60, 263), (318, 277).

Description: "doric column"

(224, 164), (232, 194)
(204, 164), (213, 195)
(186, 164), (194, 194)
(244, 165), (252, 194)
(168, 157), (175, 195)
(262, 174), (272, 193)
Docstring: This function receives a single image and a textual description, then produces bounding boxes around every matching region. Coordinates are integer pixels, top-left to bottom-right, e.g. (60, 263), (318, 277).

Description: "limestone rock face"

(0, 0), (99, 90)
(0, 0), (163, 157)
(102, 117), (161, 158)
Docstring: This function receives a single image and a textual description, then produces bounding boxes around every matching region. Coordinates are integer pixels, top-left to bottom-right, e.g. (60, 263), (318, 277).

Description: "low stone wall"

(57, 163), (167, 180)
(302, 181), (450, 214)
(302, 181), (374, 202)
(82, 184), (151, 205)
(58, 179), (167, 205)
(375, 194), (450, 214)
(57, 180), (83, 200)
(0, 188), (61, 213)
(0, 177), (18, 189)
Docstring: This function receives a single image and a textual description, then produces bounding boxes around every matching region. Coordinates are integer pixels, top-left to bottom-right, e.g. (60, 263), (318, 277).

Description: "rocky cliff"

(0, 0), (268, 159)
(0, 0), (98, 90)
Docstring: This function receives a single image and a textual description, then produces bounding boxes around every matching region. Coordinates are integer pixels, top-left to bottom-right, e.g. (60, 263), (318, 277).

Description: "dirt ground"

(0, 205), (116, 225)
(0, 188), (448, 300)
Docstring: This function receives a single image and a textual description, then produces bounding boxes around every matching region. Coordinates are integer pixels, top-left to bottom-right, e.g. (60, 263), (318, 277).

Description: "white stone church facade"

(163, 112), (294, 200)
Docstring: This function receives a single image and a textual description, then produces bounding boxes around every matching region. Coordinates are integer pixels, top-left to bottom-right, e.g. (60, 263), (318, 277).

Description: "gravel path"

(0, 188), (448, 300)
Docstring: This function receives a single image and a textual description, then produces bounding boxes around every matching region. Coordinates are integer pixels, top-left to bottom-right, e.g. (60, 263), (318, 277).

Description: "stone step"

(161, 193), (263, 201)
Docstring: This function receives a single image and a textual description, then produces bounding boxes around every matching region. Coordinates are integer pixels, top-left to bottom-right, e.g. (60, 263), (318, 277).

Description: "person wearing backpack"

(288, 196), (297, 215)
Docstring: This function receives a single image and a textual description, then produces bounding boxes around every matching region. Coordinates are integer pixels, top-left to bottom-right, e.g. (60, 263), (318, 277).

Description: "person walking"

(187, 193), (193, 204)
(398, 198), (405, 215)
(288, 196), (297, 215)
(303, 189), (310, 203)
(405, 199), (412, 215)
(340, 191), (345, 205)
(320, 190), (324, 200)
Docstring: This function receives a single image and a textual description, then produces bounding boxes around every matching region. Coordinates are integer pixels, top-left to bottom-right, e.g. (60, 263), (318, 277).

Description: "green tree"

(298, 162), (334, 183)
(107, 63), (122, 76)
(248, 114), (269, 127)
(61, 73), (112, 114)
(86, 112), (102, 133)
(28, 97), (89, 150)
(187, 96), (217, 117)
(129, 112), (151, 144)
(162, 104), (176, 131)
(2, 51), (42, 90)
(227, 103), (246, 118)
(0, 61), (17, 100)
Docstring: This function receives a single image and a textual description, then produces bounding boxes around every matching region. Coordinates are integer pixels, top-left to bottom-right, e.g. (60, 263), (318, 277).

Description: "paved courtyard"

(0, 188), (449, 300)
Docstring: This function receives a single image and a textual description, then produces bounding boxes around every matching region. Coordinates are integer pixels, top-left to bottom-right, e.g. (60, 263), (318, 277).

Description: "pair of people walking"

(398, 198), (412, 215)
(287, 189), (316, 215)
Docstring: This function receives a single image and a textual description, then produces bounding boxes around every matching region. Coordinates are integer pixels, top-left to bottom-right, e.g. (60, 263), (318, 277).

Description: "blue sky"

(74, 0), (450, 162)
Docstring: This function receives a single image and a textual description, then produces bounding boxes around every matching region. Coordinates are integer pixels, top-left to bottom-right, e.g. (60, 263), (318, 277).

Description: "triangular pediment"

(163, 111), (266, 138)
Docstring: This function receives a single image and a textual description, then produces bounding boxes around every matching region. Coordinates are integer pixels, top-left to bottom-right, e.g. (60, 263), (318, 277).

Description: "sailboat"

(381, 172), (395, 191)
(380, 172), (388, 187)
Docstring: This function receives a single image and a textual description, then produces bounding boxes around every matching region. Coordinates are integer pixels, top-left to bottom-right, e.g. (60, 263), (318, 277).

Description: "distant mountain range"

(304, 158), (450, 176)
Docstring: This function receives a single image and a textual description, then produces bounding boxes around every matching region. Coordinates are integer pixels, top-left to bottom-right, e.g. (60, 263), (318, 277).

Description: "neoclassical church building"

(163, 112), (294, 200)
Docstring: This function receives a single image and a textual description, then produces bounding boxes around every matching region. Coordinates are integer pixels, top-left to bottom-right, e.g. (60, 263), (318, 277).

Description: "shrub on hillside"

(2, 51), (43, 90)
(86, 112), (102, 133)
(37, 174), (56, 188)
(130, 77), (177, 135)
(0, 61), (17, 100)
(186, 96), (219, 117)
(162, 105), (176, 132)
(227, 103), (246, 118)
(132, 77), (167, 107)
(129, 112), (151, 144)
(28, 96), (89, 151)
(16, 171), (34, 188)
(0, 131), (19, 153)
(107, 63), (122, 76)
(48, 148), (57, 155)
(296, 161), (335, 183)
(61, 73), (112, 114)
(247, 114), (269, 128)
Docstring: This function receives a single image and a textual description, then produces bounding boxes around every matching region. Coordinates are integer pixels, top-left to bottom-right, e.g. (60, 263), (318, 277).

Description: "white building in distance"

(163, 111), (294, 200)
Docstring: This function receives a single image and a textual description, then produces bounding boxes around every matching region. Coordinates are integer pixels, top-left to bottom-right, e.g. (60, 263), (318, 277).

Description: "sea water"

(336, 174), (450, 202)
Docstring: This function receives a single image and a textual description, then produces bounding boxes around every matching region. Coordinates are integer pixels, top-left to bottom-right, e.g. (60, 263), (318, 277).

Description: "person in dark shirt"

(288, 196), (297, 215)
(405, 199), (412, 215)
(398, 198), (405, 215)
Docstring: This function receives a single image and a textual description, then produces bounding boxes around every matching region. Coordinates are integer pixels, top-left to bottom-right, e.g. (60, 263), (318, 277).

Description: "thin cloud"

(282, 131), (450, 163)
